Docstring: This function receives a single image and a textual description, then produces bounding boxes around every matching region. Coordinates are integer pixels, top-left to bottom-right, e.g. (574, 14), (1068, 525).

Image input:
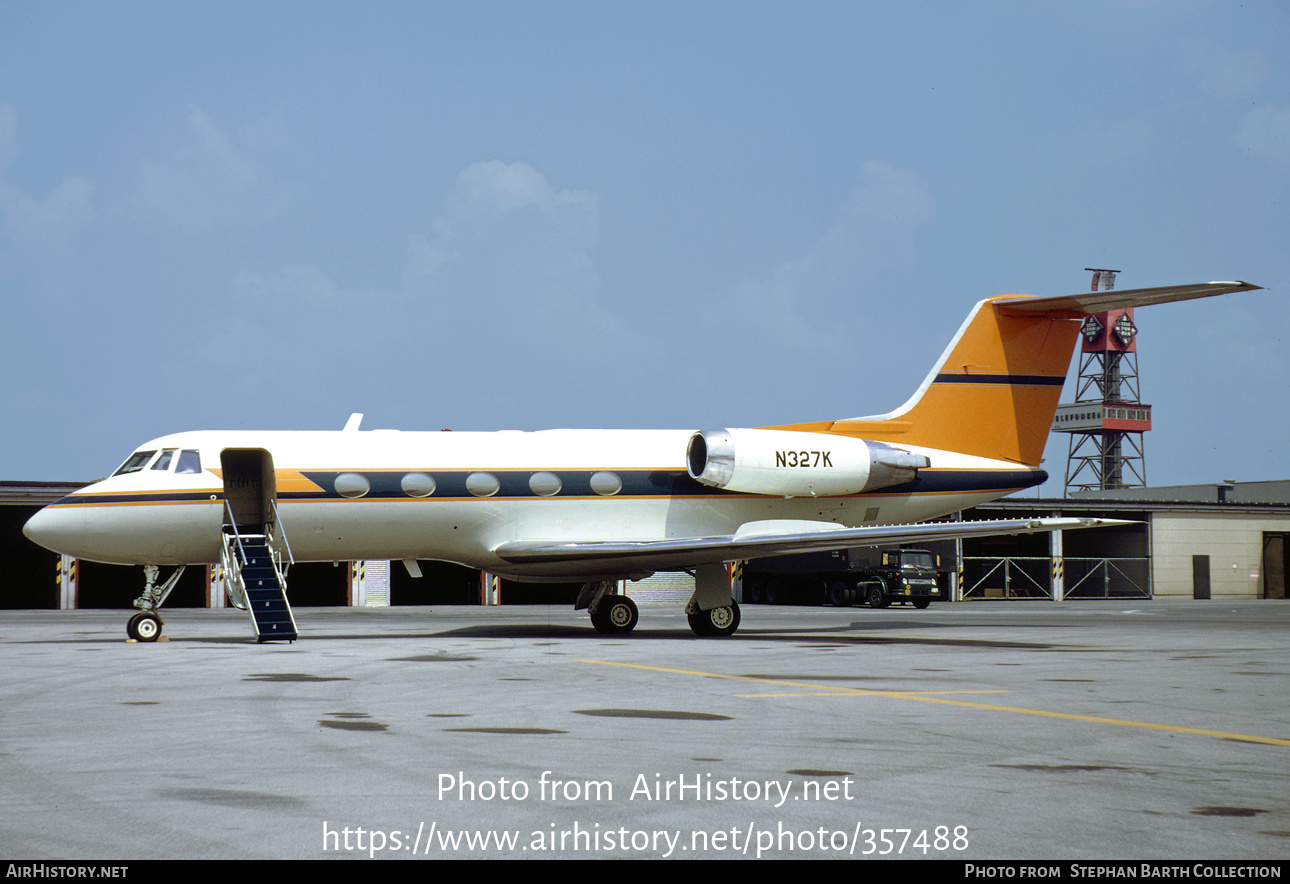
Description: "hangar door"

(1264, 533), (1287, 600)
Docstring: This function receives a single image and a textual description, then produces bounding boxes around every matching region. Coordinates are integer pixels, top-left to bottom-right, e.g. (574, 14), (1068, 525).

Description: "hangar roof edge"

(0, 481), (91, 506)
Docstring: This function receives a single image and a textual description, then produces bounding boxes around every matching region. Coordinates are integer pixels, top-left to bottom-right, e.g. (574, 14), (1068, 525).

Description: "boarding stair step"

(229, 533), (297, 643)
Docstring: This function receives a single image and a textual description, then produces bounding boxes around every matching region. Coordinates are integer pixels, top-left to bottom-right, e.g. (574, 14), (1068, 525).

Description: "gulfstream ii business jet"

(23, 281), (1260, 642)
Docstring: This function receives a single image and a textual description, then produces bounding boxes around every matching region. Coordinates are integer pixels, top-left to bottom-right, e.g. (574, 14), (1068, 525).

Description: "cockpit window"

(113, 450), (157, 475)
(151, 449), (177, 471)
(176, 450), (202, 474)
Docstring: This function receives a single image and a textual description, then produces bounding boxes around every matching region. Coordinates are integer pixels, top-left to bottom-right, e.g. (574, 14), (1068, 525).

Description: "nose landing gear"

(127, 564), (186, 642)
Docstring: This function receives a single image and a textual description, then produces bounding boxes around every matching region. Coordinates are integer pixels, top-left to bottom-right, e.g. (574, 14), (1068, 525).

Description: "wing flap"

(493, 517), (1130, 575)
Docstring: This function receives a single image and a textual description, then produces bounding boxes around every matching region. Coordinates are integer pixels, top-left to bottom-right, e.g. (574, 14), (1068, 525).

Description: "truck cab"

(852, 548), (947, 609)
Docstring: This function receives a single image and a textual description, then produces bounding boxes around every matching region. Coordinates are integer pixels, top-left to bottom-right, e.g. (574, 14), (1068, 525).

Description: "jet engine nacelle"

(685, 428), (929, 497)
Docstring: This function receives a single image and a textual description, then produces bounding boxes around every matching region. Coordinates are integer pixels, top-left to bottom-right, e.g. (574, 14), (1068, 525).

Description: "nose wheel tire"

(590, 596), (639, 634)
(687, 602), (740, 637)
(127, 612), (162, 642)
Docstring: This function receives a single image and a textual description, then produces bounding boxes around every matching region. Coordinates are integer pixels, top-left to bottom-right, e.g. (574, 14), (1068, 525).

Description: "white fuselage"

(25, 427), (1044, 580)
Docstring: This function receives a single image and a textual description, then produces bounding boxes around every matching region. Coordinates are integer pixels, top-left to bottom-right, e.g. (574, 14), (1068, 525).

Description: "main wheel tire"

(591, 596), (639, 634)
(866, 582), (889, 609)
(686, 609), (710, 636)
(688, 602), (741, 637)
(603, 596), (638, 633)
(747, 579), (766, 604)
(128, 612), (162, 642)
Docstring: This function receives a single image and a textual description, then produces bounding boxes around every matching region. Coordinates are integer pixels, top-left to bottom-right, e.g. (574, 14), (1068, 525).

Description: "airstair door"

(220, 448), (277, 532)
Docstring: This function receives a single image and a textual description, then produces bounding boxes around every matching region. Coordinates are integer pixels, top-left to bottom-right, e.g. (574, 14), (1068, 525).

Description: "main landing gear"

(684, 562), (741, 637)
(686, 601), (741, 637)
(578, 581), (641, 634)
(127, 564), (186, 642)
(577, 564), (744, 638)
(591, 595), (640, 634)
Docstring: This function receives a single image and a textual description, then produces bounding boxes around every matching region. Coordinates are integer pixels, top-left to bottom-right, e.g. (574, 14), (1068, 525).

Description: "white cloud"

(192, 162), (638, 427)
(403, 160), (606, 329)
(235, 264), (348, 307)
(696, 160), (933, 349)
(132, 107), (277, 231)
(445, 160), (596, 225)
(197, 159), (942, 430)
(674, 161), (937, 424)
(0, 105), (96, 245)
(406, 160), (598, 284)
(2, 176), (96, 241)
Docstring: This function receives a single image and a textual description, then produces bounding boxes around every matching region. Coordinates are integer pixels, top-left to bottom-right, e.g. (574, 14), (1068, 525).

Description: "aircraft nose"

(23, 505), (78, 556)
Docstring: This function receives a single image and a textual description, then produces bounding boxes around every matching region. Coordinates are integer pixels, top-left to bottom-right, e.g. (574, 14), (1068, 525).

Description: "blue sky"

(1, 1), (1286, 492)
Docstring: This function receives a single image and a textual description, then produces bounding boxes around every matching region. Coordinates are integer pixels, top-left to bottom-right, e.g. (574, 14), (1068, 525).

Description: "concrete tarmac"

(0, 600), (1287, 860)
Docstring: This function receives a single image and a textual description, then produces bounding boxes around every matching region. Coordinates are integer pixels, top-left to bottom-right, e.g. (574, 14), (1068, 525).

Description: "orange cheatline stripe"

(576, 659), (1290, 748)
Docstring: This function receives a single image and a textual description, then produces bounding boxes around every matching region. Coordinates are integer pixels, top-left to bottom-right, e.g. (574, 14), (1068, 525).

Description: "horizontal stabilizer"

(493, 517), (1131, 575)
(995, 281), (1262, 317)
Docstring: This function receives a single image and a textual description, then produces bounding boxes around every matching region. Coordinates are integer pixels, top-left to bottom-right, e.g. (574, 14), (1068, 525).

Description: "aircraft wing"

(994, 280), (1262, 316)
(493, 517), (1129, 577)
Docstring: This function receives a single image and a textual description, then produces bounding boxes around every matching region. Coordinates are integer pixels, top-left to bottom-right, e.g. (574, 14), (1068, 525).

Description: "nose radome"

(23, 505), (76, 556)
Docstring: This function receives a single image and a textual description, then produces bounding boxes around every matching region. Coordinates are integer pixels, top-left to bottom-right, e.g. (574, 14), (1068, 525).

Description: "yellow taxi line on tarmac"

(577, 659), (1290, 748)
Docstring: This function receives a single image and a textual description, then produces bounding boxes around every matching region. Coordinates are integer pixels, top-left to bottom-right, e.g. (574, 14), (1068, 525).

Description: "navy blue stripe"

(52, 467), (1045, 506)
(296, 469), (709, 500)
(49, 492), (218, 507)
(933, 373), (1065, 386)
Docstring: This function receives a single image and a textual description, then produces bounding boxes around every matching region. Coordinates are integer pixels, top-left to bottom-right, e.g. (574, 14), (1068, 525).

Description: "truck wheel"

(829, 581), (851, 607)
(912, 598), (931, 610)
(867, 583), (889, 609)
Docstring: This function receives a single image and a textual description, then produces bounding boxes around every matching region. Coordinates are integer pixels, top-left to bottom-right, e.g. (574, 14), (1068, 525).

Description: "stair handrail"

(218, 532), (248, 611)
(222, 498), (249, 566)
(269, 498), (295, 567)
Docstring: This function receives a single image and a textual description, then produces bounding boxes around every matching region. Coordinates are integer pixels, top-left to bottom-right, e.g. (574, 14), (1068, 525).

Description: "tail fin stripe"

(933, 373), (1066, 386)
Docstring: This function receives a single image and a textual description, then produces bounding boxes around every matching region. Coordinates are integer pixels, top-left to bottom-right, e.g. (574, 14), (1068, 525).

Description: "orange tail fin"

(770, 281), (1261, 466)
(772, 296), (1079, 466)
